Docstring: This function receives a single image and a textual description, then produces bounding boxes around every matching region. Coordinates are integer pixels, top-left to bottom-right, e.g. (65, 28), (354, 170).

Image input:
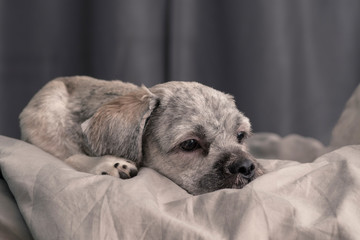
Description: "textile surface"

(1, 135), (359, 240)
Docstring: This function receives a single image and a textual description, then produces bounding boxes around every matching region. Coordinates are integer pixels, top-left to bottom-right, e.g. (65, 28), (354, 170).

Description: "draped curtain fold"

(1, 0), (359, 144)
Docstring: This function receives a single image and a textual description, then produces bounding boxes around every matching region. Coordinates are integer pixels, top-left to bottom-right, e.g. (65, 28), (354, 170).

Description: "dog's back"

(19, 76), (139, 159)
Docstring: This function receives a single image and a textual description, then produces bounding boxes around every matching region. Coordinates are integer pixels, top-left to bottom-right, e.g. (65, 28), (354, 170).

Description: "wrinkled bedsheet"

(1, 135), (360, 240)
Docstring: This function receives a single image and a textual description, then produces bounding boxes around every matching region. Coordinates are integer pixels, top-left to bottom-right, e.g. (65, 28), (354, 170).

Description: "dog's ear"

(81, 86), (159, 163)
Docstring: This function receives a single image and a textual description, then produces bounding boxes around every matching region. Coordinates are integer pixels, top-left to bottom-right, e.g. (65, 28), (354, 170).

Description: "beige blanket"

(0, 135), (360, 240)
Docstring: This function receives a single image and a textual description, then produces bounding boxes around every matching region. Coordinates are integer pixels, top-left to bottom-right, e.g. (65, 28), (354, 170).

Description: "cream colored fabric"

(1, 136), (359, 240)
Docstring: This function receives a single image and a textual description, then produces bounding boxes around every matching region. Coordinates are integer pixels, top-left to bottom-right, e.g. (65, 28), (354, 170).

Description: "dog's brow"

(238, 116), (251, 133)
(225, 113), (240, 129)
(194, 125), (207, 138)
(168, 124), (208, 153)
(226, 113), (250, 134)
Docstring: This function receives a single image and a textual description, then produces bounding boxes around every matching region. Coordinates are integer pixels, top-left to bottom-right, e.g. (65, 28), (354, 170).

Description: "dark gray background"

(1, 0), (359, 144)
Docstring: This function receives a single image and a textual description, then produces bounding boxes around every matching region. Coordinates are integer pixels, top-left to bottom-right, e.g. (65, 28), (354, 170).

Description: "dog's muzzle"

(197, 154), (262, 194)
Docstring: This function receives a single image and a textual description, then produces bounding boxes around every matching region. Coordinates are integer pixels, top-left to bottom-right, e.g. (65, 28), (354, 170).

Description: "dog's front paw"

(90, 156), (138, 179)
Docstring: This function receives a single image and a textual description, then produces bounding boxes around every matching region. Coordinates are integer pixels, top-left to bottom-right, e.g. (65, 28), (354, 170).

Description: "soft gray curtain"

(1, 0), (359, 144)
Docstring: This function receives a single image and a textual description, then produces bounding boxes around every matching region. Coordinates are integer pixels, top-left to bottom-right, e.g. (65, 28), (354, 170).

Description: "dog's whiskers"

(231, 174), (249, 189)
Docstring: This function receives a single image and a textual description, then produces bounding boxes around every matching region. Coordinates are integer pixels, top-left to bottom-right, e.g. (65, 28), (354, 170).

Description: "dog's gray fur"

(20, 76), (263, 195)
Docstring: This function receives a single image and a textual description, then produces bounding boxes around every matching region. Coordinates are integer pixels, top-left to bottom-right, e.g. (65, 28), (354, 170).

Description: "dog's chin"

(193, 166), (264, 195)
(230, 174), (255, 189)
(231, 167), (264, 189)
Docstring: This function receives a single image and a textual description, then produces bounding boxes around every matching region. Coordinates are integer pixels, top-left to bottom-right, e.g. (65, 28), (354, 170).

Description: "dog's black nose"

(228, 159), (255, 179)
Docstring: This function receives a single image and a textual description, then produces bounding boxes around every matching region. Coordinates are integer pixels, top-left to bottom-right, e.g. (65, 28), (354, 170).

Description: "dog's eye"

(180, 139), (200, 152)
(237, 131), (246, 143)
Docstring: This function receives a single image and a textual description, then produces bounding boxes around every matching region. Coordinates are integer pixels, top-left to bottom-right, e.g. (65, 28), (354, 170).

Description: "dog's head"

(82, 81), (263, 195)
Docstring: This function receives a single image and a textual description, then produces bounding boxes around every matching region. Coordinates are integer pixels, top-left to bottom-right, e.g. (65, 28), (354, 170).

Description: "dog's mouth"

(195, 163), (264, 194)
(227, 165), (264, 189)
(231, 173), (255, 189)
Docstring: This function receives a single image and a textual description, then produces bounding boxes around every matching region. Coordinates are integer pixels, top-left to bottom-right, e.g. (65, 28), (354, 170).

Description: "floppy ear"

(81, 86), (159, 163)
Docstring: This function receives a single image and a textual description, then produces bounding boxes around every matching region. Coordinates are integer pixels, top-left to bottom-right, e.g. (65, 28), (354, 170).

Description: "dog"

(20, 76), (264, 195)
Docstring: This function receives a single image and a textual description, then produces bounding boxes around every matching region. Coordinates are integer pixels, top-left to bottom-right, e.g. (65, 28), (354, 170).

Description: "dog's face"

(142, 82), (263, 195)
(82, 81), (263, 195)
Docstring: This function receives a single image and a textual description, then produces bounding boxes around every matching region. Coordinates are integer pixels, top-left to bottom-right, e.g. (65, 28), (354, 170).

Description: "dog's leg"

(65, 155), (138, 179)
